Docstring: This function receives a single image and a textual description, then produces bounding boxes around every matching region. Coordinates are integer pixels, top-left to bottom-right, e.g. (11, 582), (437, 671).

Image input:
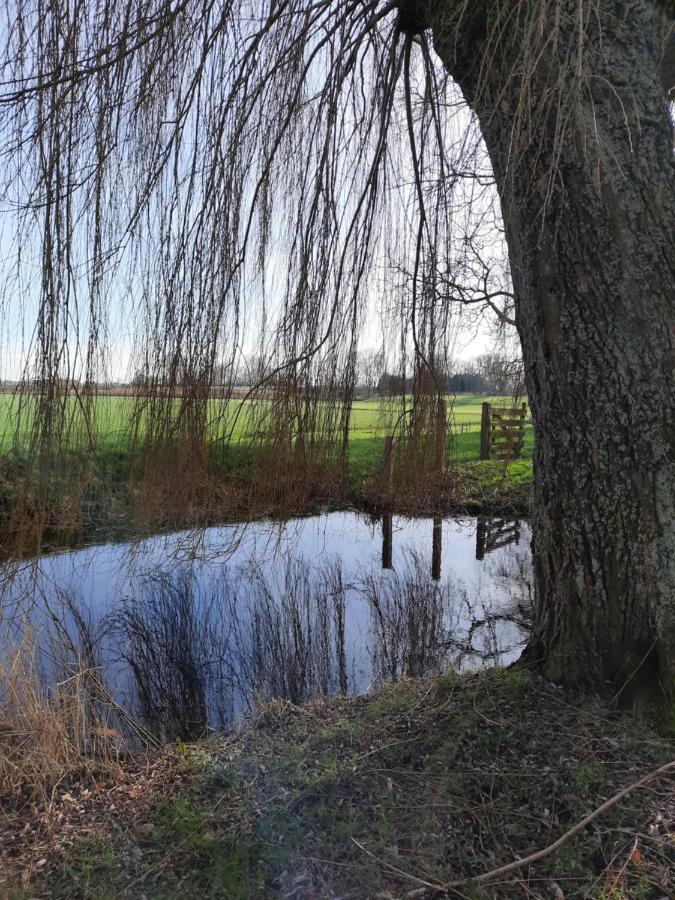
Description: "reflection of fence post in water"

(382, 435), (394, 569)
(476, 516), (521, 560)
(476, 516), (488, 560)
(382, 513), (393, 569)
(431, 515), (442, 580)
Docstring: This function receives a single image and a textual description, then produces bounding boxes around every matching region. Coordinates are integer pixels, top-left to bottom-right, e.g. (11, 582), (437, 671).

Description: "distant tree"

(130, 370), (148, 389)
(448, 371), (489, 394)
(475, 353), (525, 397)
(356, 350), (385, 396)
(377, 372), (409, 397)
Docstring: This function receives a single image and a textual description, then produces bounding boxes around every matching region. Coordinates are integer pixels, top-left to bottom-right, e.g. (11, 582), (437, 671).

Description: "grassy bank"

(0, 395), (533, 550)
(0, 393), (533, 488)
(4, 669), (673, 898)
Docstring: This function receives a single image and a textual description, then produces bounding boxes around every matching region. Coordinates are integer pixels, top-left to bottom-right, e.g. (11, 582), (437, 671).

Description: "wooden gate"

(479, 401), (527, 460)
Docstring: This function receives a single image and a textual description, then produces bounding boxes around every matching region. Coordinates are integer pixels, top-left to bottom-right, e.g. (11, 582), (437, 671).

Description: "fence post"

(479, 402), (491, 460)
(514, 401), (527, 459)
(383, 434), (395, 490)
(434, 396), (447, 473)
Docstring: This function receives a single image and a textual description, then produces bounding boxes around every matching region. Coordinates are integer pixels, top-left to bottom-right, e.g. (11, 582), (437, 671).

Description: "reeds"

(0, 627), (126, 802)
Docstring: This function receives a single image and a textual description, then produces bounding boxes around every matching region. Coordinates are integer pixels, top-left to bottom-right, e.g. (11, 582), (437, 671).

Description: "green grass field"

(0, 393), (528, 447)
(0, 392), (534, 508)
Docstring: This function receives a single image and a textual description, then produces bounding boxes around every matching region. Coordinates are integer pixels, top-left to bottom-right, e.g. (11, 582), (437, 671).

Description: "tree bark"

(426, 0), (675, 696)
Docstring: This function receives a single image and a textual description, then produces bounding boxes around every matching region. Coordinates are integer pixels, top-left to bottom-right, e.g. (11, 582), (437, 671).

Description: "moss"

(362, 678), (419, 721)
(44, 832), (125, 900)
(434, 670), (462, 697)
(573, 761), (607, 792)
(500, 667), (531, 701)
(146, 795), (260, 898)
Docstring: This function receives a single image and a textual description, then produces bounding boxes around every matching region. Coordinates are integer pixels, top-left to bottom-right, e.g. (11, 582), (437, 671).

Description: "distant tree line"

(371, 352), (525, 398)
(127, 350), (524, 399)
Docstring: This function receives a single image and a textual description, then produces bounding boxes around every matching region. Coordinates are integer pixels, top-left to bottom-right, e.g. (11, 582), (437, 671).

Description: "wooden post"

(479, 402), (491, 459)
(508, 401), (527, 460)
(434, 396), (447, 473)
(519, 401), (527, 459)
(383, 434), (395, 491)
(431, 515), (442, 580)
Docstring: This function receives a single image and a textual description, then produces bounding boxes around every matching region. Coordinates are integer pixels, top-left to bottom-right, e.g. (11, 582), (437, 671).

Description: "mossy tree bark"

(423, 0), (674, 696)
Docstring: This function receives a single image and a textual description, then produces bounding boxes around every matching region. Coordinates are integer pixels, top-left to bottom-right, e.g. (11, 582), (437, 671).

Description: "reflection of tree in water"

(483, 537), (534, 628)
(363, 545), (533, 682)
(6, 535), (534, 738)
(363, 554), (451, 681)
(113, 571), (235, 741)
(110, 559), (350, 738)
(457, 539), (534, 669)
(241, 558), (349, 704)
(240, 557), (348, 702)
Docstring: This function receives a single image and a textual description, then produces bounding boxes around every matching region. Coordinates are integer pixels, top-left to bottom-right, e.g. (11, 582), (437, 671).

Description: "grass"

(0, 394), (534, 530)
(0, 392), (530, 460)
(5, 668), (673, 898)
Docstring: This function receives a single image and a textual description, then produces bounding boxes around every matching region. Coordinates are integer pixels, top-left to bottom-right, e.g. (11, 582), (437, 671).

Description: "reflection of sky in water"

(0, 514), (533, 730)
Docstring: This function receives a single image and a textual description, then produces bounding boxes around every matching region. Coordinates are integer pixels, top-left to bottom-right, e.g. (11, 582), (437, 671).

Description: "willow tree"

(416, 0), (675, 698)
(0, 0), (673, 696)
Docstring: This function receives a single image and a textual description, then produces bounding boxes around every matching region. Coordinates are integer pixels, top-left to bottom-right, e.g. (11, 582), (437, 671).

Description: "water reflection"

(475, 515), (522, 560)
(382, 514), (393, 570)
(0, 513), (532, 740)
(432, 515), (442, 580)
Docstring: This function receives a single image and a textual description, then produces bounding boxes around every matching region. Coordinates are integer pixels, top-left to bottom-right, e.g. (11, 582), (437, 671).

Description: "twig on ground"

(347, 758), (675, 897)
(350, 837), (440, 891)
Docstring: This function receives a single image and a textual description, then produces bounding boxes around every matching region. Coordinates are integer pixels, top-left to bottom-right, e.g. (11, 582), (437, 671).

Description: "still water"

(0, 513), (532, 738)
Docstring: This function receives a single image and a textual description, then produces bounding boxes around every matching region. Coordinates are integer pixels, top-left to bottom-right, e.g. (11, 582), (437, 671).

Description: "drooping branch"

(0, 1), (504, 486)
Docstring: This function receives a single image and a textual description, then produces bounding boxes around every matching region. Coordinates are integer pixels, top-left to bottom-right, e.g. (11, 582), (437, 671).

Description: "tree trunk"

(427, 0), (675, 697)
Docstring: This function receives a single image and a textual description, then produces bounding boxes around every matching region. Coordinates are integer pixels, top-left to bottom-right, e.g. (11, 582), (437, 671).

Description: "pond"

(0, 513), (532, 740)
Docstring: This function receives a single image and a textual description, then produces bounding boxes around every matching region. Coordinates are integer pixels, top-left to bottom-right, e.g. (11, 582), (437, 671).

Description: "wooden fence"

(479, 401), (527, 461)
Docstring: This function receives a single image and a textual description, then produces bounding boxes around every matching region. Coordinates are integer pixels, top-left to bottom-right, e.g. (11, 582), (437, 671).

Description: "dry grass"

(0, 629), (129, 804)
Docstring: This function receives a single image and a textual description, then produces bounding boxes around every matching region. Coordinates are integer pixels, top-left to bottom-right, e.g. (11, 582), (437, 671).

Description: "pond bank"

(3, 668), (673, 898)
(0, 455), (532, 561)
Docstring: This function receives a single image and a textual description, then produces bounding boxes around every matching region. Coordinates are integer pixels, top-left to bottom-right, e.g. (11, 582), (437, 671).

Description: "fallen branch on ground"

(352, 757), (675, 897)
